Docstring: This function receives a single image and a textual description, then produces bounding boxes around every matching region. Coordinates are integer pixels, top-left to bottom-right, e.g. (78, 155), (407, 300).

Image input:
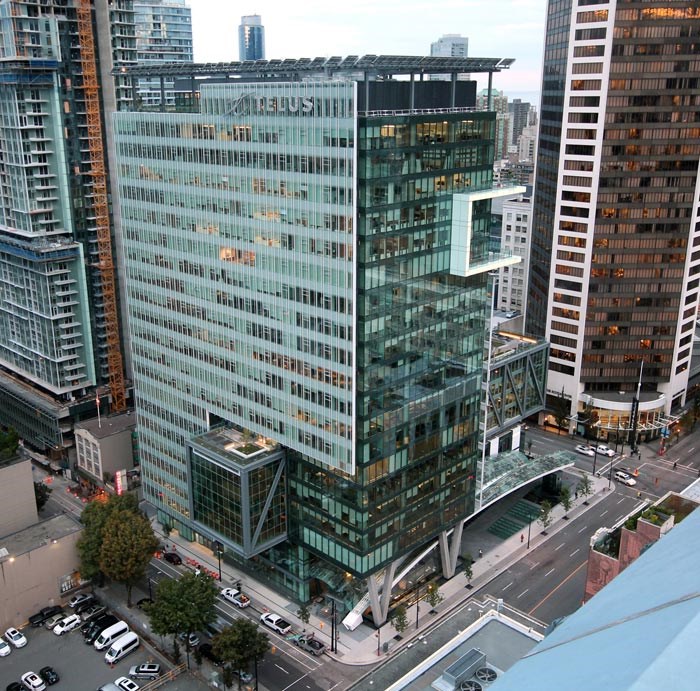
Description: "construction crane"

(76, 1), (126, 413)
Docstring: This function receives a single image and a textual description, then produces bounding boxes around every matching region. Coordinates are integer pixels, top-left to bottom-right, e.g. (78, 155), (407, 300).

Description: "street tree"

(213, 618), (269, 690)
(578, 474), (593, 505)
(296, 603), (311, 627)
(559, 487), (572, 519)
(539, 500), (554, 535)
(147, 571), (219, 658)
(425, 583), (444, 611)
(0, 427), (19, 460)
(99, 507), (159, 606)
(390, 605), (408, 635)
(463, 553), (474, 589)
(77, 493), (141, 582)
(552, 389), (569, 435)
(34, 481), (52, 511)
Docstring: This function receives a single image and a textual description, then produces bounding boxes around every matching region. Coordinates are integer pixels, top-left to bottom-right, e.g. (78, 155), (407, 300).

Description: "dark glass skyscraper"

(238, 14), (265, 61)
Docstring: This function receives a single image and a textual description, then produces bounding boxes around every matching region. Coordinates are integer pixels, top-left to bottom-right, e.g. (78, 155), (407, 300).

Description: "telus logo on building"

(225, 93), (315, 116)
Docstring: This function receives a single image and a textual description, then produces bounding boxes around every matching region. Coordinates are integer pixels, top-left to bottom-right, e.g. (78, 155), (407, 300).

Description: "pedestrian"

(673, 462), (677, 470)
(479, 549), (483, 558)
(575, 490), (578, 500)
(520, 534), (524, 543)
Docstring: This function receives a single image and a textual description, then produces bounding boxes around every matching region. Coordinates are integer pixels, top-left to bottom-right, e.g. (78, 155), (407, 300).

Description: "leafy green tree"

(0, 427), (19, 459)
(213, 619), (269, 690)
(147, 571), (219, 658)
(539, 500), (554, 535)
(34, 481), (52, 511)
(559, 486), (572, 519)
(577, 474), (593, 505)
(425, 583), (444, 611)
(463, 553), (474, 588)
(296, 603), (311, 627)
(77, 493), (141, 582)
(552, 389), (570, 435)
(99, 508), (159, 606)
(390, 604), (408, 635)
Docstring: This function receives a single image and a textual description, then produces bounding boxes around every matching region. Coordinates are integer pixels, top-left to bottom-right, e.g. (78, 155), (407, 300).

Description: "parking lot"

(2, 607), (170, 690)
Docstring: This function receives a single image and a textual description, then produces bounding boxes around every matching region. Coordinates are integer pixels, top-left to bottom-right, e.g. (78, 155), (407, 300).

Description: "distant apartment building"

(527, 0), (699, 439)
(239, 14), (265, 61)
(477, 89), (509, 161)
(0, 0), (133, 462)
(430, 33), (469, 80)
(134, 0), (193, 107)
(508, 99), (531, 147)
(499, 195), (533, 314)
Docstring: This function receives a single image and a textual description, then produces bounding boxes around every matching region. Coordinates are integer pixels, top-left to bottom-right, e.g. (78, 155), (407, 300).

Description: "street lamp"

(415, 583), (420, 630)
(213, 540), (223, 581)
(527, 507), (535, 549)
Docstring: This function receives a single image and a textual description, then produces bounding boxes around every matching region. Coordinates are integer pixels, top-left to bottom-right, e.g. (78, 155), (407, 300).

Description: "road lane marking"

(617, 498), (626, 504)
(502, 581), (513, 591)
(528, 561), (587, 617)
(276, 664), (290, 674)
(577, 526), (588, 533)
(600, 510), (608, 517)
(544, 568), (555, 578)
(570, 548), (580, 557)
(689, 447), (696, 453)
(530, 561), (540, 570)
(555, 543), (565, 551)
(517, 589), (529, 599)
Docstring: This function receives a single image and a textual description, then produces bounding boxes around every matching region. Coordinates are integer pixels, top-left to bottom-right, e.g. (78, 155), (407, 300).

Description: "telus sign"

(225, 93), (315, 116)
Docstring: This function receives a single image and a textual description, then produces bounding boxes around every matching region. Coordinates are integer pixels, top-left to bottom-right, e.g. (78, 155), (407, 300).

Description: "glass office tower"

(238, 15), (265, 61)
(116, 57), (516, 618)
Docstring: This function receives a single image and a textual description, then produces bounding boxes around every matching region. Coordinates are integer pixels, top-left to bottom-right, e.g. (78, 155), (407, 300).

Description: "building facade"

(0, 0), (133, 460)
(430, 34), (469, 81)
(116, 56), (535, 618)
(526, 0), (700, 438)
(238, 14), (265, 61)
(499, 194), (533, 314)
(134, 0), (193, 108)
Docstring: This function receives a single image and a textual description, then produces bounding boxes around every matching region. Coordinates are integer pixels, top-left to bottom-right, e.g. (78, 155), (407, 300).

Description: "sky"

(188, 0), (546, 104)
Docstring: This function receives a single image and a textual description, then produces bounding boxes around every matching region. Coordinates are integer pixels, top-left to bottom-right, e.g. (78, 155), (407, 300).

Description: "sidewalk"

(154, 468), (613, 668)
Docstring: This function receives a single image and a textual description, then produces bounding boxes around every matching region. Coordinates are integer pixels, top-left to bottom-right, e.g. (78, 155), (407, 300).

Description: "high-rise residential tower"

(0, 0), (134, 460)
(527, 0), (699, 440)
(430, 34), (469, 81)
(238, 14), (265, 61)
(134, 0), (193, 107)
(115, 56), (554, 624)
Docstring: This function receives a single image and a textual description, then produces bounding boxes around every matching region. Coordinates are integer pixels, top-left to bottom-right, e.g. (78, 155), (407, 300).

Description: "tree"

(559, 486), (572, 519)
(538, 500), (554, 535)
(34, 481), (52, 511)
(99, 508), (159, 606)
(424, 583), (444, 612)
(296, 603), (311, 628)
(0, 427), (19, 460)
(551, 389), (570, 435)
(390, 605), (408, 635)
(213, 619), (269, 690)
(578, 474), (593, 505)
(147, 571), (219, 660)
(463, 553), (474, 589)
(77, 493), (141, 583)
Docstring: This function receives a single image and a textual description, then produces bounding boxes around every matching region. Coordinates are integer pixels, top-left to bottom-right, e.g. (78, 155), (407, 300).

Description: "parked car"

(38, 668), (59, 686)
(233, 670), (253, 684)
(220, 588), (251, 608)
(0, 639), (11, 656)
(128, 664), (161, 681)
(44, 615), (64, 631)
(7, 683), (23, 691)
(575, 444), (595, 457)
(81, 604), (106, 621)
(293, 634), (326, 656)
(19, 672), (45, 691)
(53, 614), (81, 636)
(260, 612), (292, 635)
(4, 628), (27, 648)
(163, 552), (182, 565)
(83, 615), (118, 645)
(178, 631), (200, 648)
(596, 444), (616, 457)
(614, 470), (637, 486)
(198, 643), (223, 666)
(114, 678), (139, 691)
(505, 310), (518, 318)
(74, 596), (98, 615)
(68, 593), (92, 609)
(28, 606), (63, 628)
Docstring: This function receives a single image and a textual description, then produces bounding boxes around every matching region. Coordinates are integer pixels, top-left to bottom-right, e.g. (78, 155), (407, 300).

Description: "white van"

(94, 620), (129, 650)
(104, 631), (139, 664)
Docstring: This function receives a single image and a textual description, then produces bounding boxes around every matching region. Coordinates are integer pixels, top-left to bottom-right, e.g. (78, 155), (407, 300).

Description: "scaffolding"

(76, 1), (126, 413)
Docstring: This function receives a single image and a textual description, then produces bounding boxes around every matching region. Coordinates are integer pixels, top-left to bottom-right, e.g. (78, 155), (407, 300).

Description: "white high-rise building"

(430, 34), (469, 80)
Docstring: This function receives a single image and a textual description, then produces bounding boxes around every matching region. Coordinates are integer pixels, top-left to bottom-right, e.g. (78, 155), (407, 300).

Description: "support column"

(367, 560), (398, 627)
(438, 519), (465, 579)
